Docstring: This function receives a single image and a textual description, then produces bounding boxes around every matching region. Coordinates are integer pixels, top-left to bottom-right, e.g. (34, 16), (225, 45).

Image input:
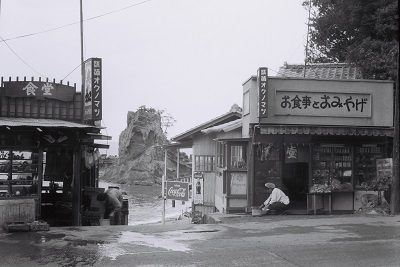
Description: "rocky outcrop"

(100, 108), (191, 185)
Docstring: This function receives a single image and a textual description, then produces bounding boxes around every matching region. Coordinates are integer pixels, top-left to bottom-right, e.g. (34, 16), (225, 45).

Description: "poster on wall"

(230, 172), (247, 195)
(84, 58), (102, 121)
(376, 158), (392, 177)
(193, 172), (204, 204)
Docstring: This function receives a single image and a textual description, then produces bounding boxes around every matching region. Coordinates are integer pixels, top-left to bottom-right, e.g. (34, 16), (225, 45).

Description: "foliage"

(303, 0), (398, 80)
(137, 105), (176, 136)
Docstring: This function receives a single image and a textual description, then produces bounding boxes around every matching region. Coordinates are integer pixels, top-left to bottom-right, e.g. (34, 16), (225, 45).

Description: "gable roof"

(276, 62), (360, 80)
(171, 110), (242, 143)
(201, 119), (242, 134)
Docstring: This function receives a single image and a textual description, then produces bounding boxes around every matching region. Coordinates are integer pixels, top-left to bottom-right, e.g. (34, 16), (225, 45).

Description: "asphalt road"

(1, 214), (399, 267)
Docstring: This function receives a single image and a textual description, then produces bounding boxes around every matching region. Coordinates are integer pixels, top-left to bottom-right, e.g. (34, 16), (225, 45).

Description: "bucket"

(99, 219), (110, 226)
(251, 206), (267, 217)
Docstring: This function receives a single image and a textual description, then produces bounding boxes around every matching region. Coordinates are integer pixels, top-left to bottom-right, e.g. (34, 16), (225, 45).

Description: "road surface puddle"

(98, 231), (191, 260)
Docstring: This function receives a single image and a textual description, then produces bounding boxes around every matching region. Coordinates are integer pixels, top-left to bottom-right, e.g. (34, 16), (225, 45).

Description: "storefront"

(243, 66), (394, 214)
(1, 64), (110, 226)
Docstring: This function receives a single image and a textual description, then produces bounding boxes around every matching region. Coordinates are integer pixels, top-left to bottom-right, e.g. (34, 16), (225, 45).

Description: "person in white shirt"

(260, 182), (290, 214)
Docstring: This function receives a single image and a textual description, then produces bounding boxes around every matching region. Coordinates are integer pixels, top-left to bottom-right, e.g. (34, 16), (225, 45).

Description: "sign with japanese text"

(193, 172), (204, 204)
(285, 144), (298, 163)
(258, 67), (268, 118)
(84, 58), (102, 121)
(275, 90), (371, 117)
(166, 181), (189, 201)
(3, 81), (75, 101)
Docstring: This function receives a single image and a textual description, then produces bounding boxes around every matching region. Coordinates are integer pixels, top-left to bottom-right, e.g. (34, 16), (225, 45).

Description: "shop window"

(354, 144), (385, 189)
(230, 145), (247, 169)
(0, 150), (39, 198)
(194, 155), (215, 172)
(216, 142), (226, 168)
(311, 145), (353, 193)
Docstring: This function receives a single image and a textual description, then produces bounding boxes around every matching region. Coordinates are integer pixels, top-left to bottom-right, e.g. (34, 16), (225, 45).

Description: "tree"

(303, 0), (399, 214)
(303, 0), (398, 80)
(137, 105), (176, 136)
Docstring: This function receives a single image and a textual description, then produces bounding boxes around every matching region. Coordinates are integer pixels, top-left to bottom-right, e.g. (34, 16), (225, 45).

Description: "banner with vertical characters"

(84, 58), (102, 121)
(258, 67), (268, 118)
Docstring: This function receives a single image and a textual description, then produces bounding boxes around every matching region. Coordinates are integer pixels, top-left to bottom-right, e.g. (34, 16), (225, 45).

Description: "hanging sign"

(84, 58), (102, 121)
(193, 171), (204, 204)
(258, 67), (268, 118)
(166, 181), (189, 201)
(285, 144), (298, 162)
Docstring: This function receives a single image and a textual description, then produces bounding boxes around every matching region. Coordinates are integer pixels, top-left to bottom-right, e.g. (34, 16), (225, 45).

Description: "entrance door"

(282, 163), (308, 211)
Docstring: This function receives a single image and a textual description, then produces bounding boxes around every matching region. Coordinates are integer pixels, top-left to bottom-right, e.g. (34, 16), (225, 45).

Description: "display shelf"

(311, 145), (353, 192)
(354, 145), (384, 187)
(0, 150), (40, 198)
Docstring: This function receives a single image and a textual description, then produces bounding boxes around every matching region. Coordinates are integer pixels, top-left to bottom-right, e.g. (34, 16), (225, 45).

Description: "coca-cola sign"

(166, 181), (189, 201)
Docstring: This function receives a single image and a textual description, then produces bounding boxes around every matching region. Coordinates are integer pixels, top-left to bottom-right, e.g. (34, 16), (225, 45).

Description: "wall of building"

(242, 76), (394, 132)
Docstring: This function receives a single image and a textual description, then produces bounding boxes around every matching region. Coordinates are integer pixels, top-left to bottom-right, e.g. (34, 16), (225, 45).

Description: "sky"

(0, 0), (308, 155)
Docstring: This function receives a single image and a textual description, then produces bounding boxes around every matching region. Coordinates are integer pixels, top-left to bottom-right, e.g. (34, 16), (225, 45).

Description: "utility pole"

(80, 0), (85, 123)
(391, 15), (400, 214)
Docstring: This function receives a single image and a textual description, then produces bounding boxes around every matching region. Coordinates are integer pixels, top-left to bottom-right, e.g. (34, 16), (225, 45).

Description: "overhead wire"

(0, 0), (152, 43)
(0, 35), (48, 78)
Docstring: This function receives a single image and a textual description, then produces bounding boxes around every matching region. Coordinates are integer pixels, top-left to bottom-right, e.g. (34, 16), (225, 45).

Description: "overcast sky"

(0, 0), (308, 155)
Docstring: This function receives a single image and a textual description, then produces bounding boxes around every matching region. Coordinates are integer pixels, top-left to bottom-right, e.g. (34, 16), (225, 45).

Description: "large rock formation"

(100, 108), (191, 185)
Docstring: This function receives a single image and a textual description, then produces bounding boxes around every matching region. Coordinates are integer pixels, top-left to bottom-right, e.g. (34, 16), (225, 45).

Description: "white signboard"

(275, 90), (371, 118)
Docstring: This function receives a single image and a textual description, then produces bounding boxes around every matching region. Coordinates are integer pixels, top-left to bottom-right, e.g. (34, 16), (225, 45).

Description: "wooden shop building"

(0, 58), (111, 226)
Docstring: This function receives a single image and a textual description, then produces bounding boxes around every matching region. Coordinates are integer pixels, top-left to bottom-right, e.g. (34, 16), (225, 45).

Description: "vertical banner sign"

(84, 58), (102, 121)
(258, 67), (268, 118)
(285, 144), (298, 163)
(166, 181), (189, 201)
(193, 172), (204, 205)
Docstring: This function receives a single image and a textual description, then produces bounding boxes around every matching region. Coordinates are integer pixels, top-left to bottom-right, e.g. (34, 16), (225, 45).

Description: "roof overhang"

(156, 141), (193, 149)
(171, 111), (242, 142)
(0, 117), (100, 130)
(259, 125), (393, 137)
(201, 119), (242, 134)
(215, 137), (250, 143)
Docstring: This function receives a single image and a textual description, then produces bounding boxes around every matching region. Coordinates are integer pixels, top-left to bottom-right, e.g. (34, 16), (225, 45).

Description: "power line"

(0, 0), (151, 43)
(0, 35), (47, 78)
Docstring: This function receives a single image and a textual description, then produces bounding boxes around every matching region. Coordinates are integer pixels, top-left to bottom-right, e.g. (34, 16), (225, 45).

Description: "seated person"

(260, 182), (290, 214)
(97, 188), (122, 225)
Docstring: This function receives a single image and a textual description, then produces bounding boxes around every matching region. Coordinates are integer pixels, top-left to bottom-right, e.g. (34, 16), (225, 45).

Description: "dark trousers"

(269, 202), (289, 213)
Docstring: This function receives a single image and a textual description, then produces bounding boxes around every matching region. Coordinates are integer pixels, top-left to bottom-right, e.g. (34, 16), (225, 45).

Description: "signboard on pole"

(166, 181), (189, 201)
(84, 58), (102, 121)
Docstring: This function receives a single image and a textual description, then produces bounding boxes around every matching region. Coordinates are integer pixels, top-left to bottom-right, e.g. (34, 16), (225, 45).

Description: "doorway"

(282, 162), (308, 213)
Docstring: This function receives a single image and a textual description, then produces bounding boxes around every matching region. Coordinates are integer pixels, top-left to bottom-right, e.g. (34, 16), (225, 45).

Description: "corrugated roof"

(201, 119), (242, 134)
(0, 117), (98, 129)
(276, 62), (360, 80)
(171, 106), (242, 142)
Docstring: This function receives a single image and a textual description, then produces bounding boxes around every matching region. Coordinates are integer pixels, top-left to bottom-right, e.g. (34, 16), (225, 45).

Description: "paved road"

(0, 214), (399, 266)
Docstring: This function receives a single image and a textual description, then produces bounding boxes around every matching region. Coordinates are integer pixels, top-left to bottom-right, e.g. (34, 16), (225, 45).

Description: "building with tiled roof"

(276, 62), (360, 80)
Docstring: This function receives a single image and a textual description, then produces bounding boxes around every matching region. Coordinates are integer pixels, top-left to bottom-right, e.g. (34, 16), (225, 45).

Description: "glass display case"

(311, 145), (353, 193)
(0, 150), (39, 198)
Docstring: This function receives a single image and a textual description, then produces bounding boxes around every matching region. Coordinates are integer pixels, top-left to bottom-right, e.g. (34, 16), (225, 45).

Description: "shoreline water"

(99, 181), (192, 226)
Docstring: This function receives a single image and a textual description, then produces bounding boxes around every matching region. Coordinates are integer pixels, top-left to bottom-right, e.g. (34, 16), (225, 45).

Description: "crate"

(29, 221), (49, 231)
(3, 221), (30, 232)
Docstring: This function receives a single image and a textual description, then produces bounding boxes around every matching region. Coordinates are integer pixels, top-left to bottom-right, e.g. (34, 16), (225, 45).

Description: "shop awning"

(0, 117), (100, 129)
(260, 125), (393, 137)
